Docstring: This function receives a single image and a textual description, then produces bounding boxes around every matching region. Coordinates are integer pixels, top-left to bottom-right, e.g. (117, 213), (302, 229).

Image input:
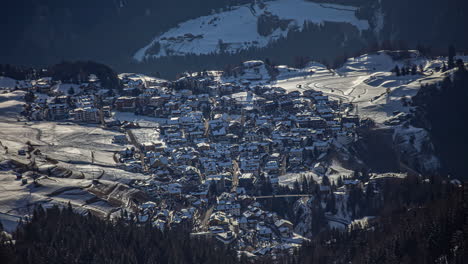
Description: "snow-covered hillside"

(272, 51), (444, 123)
(134, 0), (369, 61)
(0, 77), (18, 90)
(216, 50), (448, 177)
(118, 73), (167, 85)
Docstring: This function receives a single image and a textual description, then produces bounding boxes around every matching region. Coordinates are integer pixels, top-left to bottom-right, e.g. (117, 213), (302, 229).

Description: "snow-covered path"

(305, 74), (367, 103)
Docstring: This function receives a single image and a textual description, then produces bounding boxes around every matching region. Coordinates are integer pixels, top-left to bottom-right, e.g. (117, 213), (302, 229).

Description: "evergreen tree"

(336, 176), (344, 187)
(411, 65), (417, 75)
(24, 91), (35, 103)
(456, 59), (465, 71)
(360, 168), (370, 182)
(301, 175), (309, 194)
(293, 180), (301, 194)
(442, 62), (448, 72)
(401, 66), (407, 76)
(352, 170), (360, 180)
(326, 193), (337, 214)
(393, 65), (401, 76)
(448, 45), (456, 69)
(68, 87), (75, 95)
(312, 201), (327, 235)
(322, 175), (330, 186)
(208, 180), (218, 197)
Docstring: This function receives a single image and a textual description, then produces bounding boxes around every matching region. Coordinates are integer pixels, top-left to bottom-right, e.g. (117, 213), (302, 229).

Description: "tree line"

(411, 60), (468, 180)
(0, 204), (241, 264)
(0, 61), (122, 90)
(292, 183), (467, 264)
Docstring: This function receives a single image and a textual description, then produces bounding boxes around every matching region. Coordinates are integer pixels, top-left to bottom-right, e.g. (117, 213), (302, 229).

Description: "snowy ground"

(118, 73), (168, 87)
(0, 91), (149, 231)
(113, 111), (167, 125)
(279, 171), (320, 187)
(134, 0), (368, 61)
(273, 51), (448, 124)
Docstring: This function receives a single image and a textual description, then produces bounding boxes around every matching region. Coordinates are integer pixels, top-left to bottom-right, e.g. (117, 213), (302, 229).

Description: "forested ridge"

(293, 183), (468, 264)
(0, 205), (242, 264)
(412, 62), (468, 180)
(0, 61), (122, 90)
(0, 0), (251, 69)
(2, 0), (468, 78)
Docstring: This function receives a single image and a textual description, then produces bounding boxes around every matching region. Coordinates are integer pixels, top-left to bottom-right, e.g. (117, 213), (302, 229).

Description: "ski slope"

(134, 0), (369, 61)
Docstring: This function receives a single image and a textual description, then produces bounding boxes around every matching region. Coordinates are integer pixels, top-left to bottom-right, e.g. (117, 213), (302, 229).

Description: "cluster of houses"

(203, 193), (307, 254)
(132, 188), (307, 254)
(121, 67), (359, 195)
(112, 66), (360, 255)
(18, 75), (113, 123)
(11, 63), (361, 256)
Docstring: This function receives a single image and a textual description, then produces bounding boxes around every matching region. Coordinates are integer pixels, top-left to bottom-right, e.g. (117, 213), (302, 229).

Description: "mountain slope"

(134, 0), (369, 61)
(0, 0), (249, 66)
(2, 0), (468, 79)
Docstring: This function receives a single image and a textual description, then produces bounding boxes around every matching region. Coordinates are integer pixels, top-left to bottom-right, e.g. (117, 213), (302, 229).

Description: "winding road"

(303, 73), (371, 104)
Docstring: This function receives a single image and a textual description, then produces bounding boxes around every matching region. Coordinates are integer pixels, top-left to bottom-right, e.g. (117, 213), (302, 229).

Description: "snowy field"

(0, 92), (149, 231)
(134, 0), (368, 61)
(273, 51), (449, 124)
(221, 50), (448, 130)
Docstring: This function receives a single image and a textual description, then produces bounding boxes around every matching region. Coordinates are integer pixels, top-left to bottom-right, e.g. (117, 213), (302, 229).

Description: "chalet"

(48, 104), (68, 120)
(149, 96), (168, 107)
(216, 200), (241, 216)
(264, 160), (280, 175)
(342, 115), (360, 126)
(313, 141), (330, 152)
(72, 107), (99, 123)
(257, 222), (273, 239)
(209, 211), (230, 227)
(289, 148), (304, 166)
(274, 219), (293, 237)
(297, 116), (327, 129)
(102, 106), (111, 117)
(215, 231), (236, 245)
(115, 96), (136, 112)
(240, 157), (260, 176)
(34, 79), (53, 93)
(137, 94), (151, 107)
